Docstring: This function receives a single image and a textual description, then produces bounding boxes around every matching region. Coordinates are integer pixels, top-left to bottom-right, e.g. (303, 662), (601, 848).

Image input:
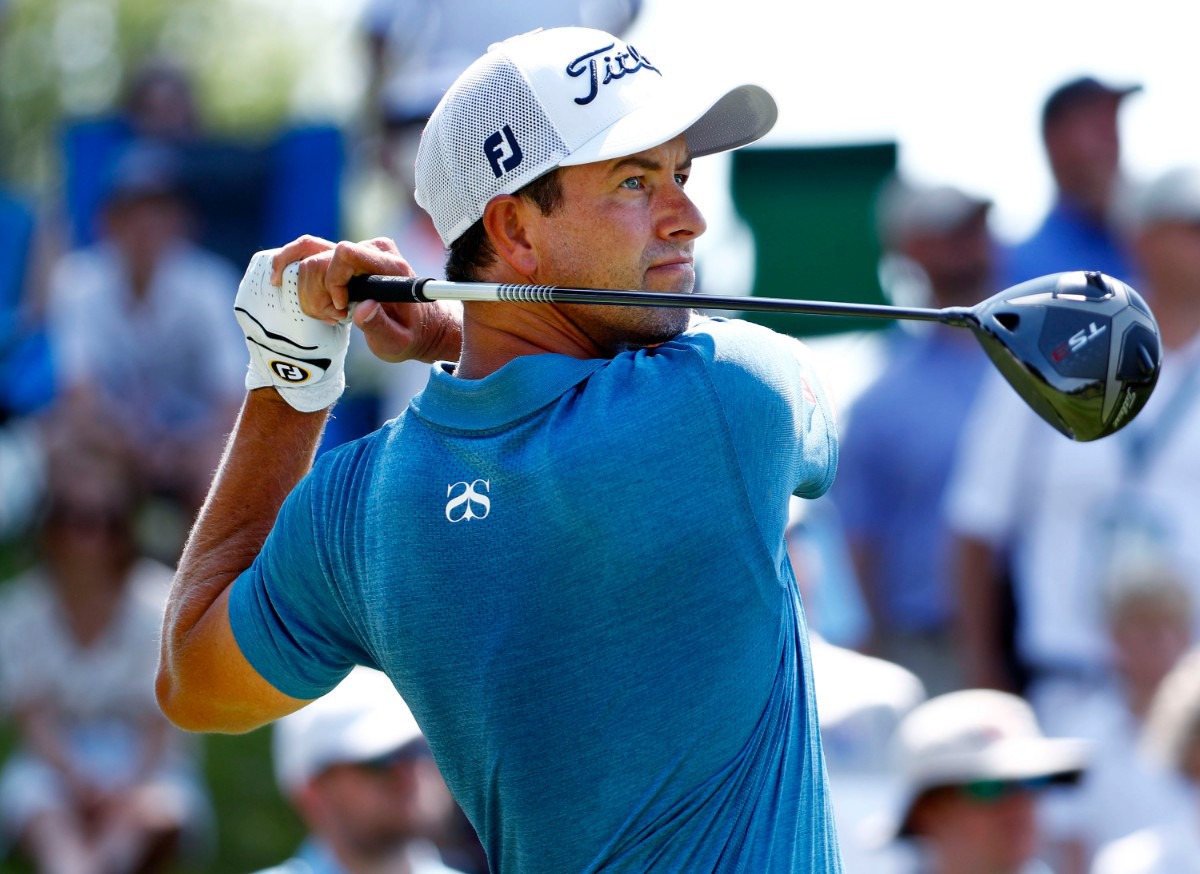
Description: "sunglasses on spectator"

(957, 775), (1057, 803)
(352, 741), (431, 773)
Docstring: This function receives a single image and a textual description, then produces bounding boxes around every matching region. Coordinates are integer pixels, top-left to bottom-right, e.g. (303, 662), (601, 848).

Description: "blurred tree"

(0, 0), (366, 189)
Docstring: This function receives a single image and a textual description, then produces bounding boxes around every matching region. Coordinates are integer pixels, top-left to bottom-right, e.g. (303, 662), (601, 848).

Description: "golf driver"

(347, 269), (1161, 442)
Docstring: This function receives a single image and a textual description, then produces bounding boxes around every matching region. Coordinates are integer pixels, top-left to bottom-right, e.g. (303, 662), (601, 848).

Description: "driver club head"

(965, 271), (1161, 441)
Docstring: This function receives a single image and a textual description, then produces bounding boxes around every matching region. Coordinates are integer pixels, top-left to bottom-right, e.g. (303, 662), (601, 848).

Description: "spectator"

(831, 177), (996, 694)
(258, 666), (479, 874)
(1091, 646), (1200, 873)
(880, 689), (1088, 874)
(1002, 75), (1141, 287)
(946, 165), (1200, 707)
(122, 56), (202, 143)
(0, 417), (211, 873)
(1038, 561), (1193, 872)
(45, 139), (246, 521)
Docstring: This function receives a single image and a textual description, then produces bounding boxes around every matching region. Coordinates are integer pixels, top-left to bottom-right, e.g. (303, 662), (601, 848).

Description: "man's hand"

(234, 250), (351, 413)
(272, 235), (462, 365)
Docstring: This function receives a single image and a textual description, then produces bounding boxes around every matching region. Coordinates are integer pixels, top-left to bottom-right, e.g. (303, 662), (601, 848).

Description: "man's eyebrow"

(610, 153), (694, 174)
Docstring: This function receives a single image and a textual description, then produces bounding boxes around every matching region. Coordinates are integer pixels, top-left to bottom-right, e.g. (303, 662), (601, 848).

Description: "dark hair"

(445, 169), (564, 281)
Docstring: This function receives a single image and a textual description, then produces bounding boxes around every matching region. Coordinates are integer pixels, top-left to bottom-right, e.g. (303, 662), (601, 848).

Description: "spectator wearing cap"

(1002, 75), (1141, 288)
(258, 666), (479, 874)
(829, 175), (998, 696)
(879, 689), (1088, 874)
(1091, 645), (1200, 873)
(947, 163), (1200, 713)
(43, 139), (247, 536)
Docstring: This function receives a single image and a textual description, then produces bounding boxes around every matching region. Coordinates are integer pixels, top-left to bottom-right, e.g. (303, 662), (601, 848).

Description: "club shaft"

(347, 275), (972, 325)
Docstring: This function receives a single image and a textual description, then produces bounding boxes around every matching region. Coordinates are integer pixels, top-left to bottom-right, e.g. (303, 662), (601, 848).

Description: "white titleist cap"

(415, 26), (778, 246)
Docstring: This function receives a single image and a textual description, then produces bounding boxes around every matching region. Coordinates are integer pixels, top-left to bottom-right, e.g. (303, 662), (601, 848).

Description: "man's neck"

(455, 300), (608, 380)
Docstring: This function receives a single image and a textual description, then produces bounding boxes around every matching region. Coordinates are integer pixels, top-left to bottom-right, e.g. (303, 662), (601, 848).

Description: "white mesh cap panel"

(415, 55), (568, 247)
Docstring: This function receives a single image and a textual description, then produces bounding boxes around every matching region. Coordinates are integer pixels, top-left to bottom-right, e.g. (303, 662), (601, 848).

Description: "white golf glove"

(234, 249), (351, 413)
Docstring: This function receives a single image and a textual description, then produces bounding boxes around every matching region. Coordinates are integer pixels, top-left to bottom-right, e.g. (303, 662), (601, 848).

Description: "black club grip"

(346, 275), (431, 303)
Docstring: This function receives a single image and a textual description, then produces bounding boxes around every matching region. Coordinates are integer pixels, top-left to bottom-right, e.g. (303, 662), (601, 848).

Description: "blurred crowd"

(2, 3), (1200, 873)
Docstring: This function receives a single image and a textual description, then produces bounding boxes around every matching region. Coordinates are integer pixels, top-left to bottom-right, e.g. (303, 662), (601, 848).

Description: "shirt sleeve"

(683, 318), (839, 502)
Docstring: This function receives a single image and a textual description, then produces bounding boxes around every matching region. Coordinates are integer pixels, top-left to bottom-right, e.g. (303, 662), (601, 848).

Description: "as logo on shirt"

(445, 479), (491, 522)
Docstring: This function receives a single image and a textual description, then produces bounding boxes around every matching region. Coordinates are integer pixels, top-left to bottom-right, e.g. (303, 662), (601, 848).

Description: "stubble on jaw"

(564, 301), (694, 354)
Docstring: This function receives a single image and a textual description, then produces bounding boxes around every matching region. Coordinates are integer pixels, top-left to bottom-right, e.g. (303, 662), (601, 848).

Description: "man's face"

(909, 783), (1040, 872)
(526, 134), (706, 351)
(903, 210), (995, 307)
(304, 745), (456, 859)
(1044, 97), (1123, 204)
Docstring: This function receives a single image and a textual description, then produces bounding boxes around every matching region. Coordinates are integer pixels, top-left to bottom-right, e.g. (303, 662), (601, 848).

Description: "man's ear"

(482, 195), (538, 278)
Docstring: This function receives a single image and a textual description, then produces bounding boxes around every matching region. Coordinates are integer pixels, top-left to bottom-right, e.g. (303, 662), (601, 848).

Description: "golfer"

(157, 26), (843, 872)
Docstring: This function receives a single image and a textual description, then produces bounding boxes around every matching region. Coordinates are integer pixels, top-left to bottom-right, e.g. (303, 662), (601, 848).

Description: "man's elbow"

(155, 663), (264, 735)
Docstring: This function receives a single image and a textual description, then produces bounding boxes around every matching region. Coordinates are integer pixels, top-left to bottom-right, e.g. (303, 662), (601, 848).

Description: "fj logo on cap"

(566, 42), (661, 106)
(484, 124), (523, 178)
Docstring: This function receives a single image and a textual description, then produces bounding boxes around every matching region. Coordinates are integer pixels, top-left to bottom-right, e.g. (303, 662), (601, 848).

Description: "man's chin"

(642, 263), (696, 294)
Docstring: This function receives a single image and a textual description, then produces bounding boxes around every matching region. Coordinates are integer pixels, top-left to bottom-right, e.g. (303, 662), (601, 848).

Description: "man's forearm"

(157, 389), (327, 728)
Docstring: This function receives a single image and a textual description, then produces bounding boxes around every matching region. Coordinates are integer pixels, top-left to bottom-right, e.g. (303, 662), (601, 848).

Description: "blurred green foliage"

(0, 0), (362, 190)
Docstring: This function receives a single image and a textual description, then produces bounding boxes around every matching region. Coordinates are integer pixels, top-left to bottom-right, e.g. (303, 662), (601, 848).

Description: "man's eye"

(674, 173), (689, 187)
(619, 177), (645, 190)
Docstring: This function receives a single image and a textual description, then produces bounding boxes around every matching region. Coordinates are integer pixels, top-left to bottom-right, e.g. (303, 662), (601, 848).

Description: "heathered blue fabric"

(230, 317), (843, 873)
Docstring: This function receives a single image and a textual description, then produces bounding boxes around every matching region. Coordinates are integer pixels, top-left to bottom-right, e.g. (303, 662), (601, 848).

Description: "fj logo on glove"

(270, 361), (311, 383)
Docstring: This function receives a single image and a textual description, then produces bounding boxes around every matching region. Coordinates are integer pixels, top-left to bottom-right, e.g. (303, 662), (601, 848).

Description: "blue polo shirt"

(231, 317), (843, 873)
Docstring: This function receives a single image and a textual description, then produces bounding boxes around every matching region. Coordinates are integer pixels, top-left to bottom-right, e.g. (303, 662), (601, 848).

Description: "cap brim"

(560, 82), (777, 167)
(876, 737), (1090, 844)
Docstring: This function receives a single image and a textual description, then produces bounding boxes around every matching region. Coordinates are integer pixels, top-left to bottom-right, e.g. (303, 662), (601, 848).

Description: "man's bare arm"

(157, 237), (465, 735)
(156, 390), (324, 733)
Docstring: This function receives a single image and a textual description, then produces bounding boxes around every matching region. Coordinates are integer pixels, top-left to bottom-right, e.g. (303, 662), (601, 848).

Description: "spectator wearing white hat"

(255, 667), (476, 874)
(880, 689), (1088, 874)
